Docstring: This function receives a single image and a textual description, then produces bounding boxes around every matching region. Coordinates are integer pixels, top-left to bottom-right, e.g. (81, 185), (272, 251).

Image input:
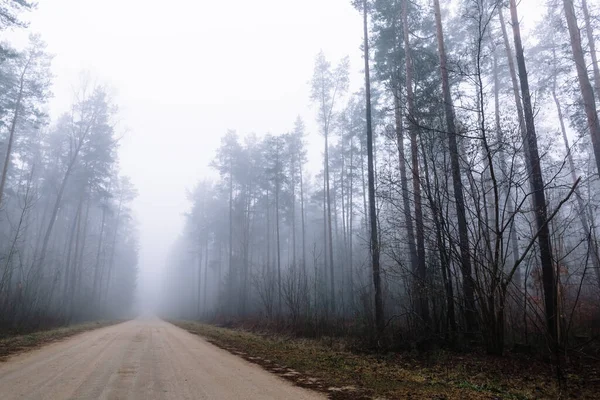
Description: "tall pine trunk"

(433, 0), (476, 333)
(92, 205), (107, 306)
(348, 131), (355, 305)
(509, 0), (558, 344)
(363, 0), (384, 338)
(325, 131), (336, 314)
(300, 162), (307, 279)
(493, 48), (521, 286)
(291, 152), (297, 269)
(103, 196), (123, 305)
(581, 0), (600, 101)
(228, 157), (234, 314)
(276, 174), (282, 316)
(562, 0), (600, 178)
(498, 8), (530, 168)
(394, 86), (419, 310)
(197, 237), (203, 317)
(203, 236), (209, 315)
(403, 0), (430, 324)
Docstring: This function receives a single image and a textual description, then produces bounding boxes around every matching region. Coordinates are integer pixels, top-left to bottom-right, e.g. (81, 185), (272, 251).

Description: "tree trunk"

(563, 0), (600, 178)
(292, 156), (297, 269)
(266, 188), (270, 277)
(433, 0), (477, 333)
(509, 0), (558, 344)
(62, 204), (80, 313)
(581, 0), (600, 101)
(403, 0), (429, 324)
(493, 47), (521, 286)
(323, 145), (329, 312)
(360, 139), (368, 237)
(394, 86), (419, 307)
(68, 196), (84, 322)
(276, 176), (282, 315)
(421, 142), (457, 340)
(239, 188), (250, 316)
(348, 132), (354, 305)
(197, 236), (203, 317)
(364, 0), (384, 338)
(103, 195), (123, 305)
(300, 162), (307, 278)
(325, 130), (336, 315)
(92, 205), (107, 305)
(203, 235), (209, 315)
(498, 8), (530, 167)
(228, 156), (236, 314)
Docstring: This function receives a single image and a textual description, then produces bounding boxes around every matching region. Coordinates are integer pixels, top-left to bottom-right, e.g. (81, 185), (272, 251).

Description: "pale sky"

(13, 0), (542, 309)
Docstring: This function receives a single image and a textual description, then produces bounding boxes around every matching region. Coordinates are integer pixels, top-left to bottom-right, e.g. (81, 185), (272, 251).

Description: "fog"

(4, 0), (600, 367)
(22, 0), (365, 313)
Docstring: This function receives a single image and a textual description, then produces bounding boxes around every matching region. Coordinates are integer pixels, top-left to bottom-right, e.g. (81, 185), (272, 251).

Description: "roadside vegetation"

(162, 0), (600, 387)
(0, 320), (123, 361)
(175, 321), (600, 399)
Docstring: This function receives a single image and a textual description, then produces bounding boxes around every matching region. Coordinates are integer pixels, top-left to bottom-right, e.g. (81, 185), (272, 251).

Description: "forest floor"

(0, 320), (123, 361)
(175, 321), (600, 400)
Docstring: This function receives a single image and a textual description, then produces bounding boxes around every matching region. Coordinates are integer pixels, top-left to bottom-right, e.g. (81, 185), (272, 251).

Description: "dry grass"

(174, 321), (600, 399)
(0, 320), (123, 361)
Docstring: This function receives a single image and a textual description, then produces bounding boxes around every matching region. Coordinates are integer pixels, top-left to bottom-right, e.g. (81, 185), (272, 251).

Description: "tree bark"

(364, 0), (384, 338)
(509, 0), (558, 344)
(325, 129), (336, 315)
(203, 235), (209, 315)
(92, 205), (107, 305)
(394, 85), (419, 310)
(197, 237), (203, 317)
(493, 47), (521, 286)
(498, 8), (530, 167)
(291, 149), (297, 269)
(300, 160), (307, 279)
(563, 0), (600, 178)
(276, 171), (282, 315)
(402, 0), (429, 324)
(103, 193), (124, 305)
(68, 195), (84, 321)
(581, 0), (600, 101)
(437, 0), (478, 331)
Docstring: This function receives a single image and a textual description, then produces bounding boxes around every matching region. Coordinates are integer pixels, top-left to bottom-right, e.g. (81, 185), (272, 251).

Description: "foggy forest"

(0, 5), (137, 329)
(162, 0), (600, 358)
(2, 0), (600, 398)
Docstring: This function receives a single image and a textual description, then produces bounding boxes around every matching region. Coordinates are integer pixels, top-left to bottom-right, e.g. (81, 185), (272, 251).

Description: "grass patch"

(174, 320), (599, 399)
(0, 320), (123, 361)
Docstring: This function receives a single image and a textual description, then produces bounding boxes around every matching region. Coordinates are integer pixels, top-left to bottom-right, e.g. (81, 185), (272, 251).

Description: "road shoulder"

(173, 320), (579, 400)
(0, 320), (124, 361)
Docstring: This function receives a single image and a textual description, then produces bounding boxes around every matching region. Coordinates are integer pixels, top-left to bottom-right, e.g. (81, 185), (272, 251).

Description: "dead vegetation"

(175, 321), (600, 399)
(0, 320), (123, 361)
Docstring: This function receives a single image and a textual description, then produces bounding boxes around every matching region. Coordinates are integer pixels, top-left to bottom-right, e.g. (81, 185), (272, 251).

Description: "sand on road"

(0, 318), (324, 400)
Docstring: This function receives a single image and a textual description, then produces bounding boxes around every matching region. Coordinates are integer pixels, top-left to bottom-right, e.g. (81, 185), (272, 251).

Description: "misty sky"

(16, 0), (542, 309)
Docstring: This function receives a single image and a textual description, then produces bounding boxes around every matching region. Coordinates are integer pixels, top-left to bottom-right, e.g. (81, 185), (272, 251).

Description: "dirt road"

(0, 318), (324, 400)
